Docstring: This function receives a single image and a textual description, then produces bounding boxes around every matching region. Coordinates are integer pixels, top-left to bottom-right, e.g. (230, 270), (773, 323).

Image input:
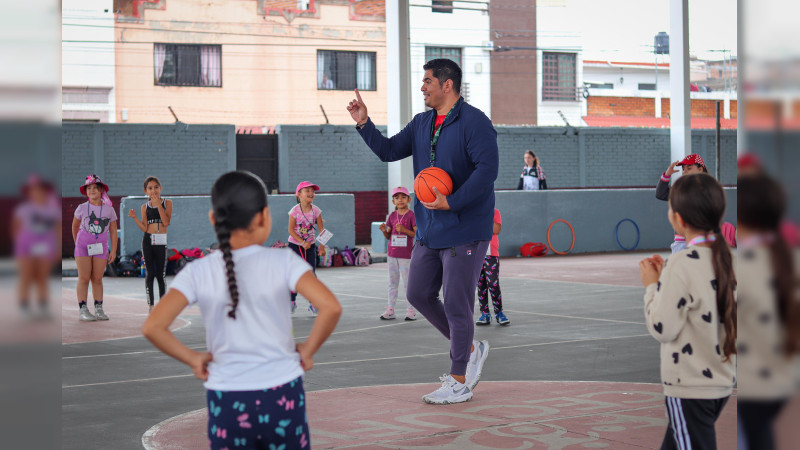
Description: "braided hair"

(210, 171), (269, 319)
(669, 173), (736, 360)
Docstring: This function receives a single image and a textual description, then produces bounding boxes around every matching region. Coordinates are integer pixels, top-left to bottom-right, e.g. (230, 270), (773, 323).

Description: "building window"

(425, 46), (462, 68)
(586, 82), (613, 89)
(542, 52), (577, 101)
(638, 83), (656, 91)
(154, 44), (222, 87)
(317, 50), (376, 91)
(432, 1), (453, 13)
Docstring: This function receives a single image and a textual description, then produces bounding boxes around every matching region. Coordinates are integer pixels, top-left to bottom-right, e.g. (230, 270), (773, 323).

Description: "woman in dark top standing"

(517, 150), (547, 190)
(129, 176), (173, 312)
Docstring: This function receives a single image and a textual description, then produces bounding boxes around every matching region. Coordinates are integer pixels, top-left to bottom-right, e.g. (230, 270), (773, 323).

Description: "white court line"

(62, 373), (194, 389)
(142, 408), (204, 450)
(312, 333), (652, 367)
(505, 309), (646, 325)
(294, 319), (417, 340)
(63, 321), (416, 359)
(61, 334), (651, 388)
(61, 318), (193, 346)
(63, 343), (207, 360)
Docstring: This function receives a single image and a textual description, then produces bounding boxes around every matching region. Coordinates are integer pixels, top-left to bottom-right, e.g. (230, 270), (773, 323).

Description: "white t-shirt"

(170, 245), (311, 391)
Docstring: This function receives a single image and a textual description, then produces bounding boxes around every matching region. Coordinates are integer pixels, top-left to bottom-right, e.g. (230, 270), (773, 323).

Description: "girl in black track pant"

(129, 176), (173, 312)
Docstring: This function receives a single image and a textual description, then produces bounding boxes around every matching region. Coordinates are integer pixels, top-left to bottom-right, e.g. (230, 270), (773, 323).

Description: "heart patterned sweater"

(644, 246), (736, 399)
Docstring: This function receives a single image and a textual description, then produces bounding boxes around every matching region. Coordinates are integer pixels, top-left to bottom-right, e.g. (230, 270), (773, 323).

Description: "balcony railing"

(542, 86), (584, 102)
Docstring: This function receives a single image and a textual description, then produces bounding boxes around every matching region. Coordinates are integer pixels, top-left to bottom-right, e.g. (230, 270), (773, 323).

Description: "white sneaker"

(422, 374), (473, 405)
(94, 304), (109, 321)
(79, 304), (97, 322)
(465, 340), (490, 390)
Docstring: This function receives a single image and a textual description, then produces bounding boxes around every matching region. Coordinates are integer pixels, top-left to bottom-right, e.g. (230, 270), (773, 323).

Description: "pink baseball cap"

(392, 186), (410, 197)
(295, 181), (320, 195)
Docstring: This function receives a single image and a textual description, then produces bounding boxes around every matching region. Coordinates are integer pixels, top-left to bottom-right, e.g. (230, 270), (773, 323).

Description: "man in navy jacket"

(348, 59), (498, 404)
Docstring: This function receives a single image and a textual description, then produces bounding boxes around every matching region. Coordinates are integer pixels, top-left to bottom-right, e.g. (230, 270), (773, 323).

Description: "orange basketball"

(414, 167), (453, 203)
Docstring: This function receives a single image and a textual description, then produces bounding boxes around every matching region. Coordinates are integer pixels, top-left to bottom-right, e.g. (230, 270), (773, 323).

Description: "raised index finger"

(354, 88), (364, 104)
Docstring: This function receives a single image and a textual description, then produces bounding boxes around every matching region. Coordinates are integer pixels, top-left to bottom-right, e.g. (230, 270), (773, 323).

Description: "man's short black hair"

(423, 58), (462, 94)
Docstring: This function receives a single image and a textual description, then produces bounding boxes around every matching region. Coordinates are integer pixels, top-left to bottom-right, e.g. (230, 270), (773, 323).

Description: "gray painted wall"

(277, 124), (390, 193)
(63, 124), (738, 199)
(371, 188), (737, 256)
(277, 125), (738, 192)
(62, 123), (236, 197)
(119, 194), (355, 256)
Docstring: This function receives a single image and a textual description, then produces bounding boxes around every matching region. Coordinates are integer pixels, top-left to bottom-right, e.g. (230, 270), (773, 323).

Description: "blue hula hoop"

(615, 218), (640, 251)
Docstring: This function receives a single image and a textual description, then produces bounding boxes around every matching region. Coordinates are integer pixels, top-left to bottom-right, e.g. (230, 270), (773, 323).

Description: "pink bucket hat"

(392, 186), (410, 197)
(80, 173), (113, 206)
(295, 181), (320, 195)
(80, 173), (109, 195)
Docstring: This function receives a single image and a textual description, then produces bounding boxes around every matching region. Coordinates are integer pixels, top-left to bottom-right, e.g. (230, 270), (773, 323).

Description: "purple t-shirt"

(386, 210), (415, 259)
(74, 201), (117, 236)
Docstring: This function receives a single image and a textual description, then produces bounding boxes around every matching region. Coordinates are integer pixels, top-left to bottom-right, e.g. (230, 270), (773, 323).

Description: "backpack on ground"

(317, 244), (332, 268)
(331, 247), (344, 267)
(520, 242), (548, 257)
(341, 246), (356, 266)
(353, 247), (370, 266)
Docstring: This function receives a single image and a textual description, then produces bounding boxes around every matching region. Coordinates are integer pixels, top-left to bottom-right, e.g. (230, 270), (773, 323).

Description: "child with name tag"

(128, 176), (173, 313)
(379, 187), (418, 320)
(288, 181), (326, 316)
(72, 174), (118, 322)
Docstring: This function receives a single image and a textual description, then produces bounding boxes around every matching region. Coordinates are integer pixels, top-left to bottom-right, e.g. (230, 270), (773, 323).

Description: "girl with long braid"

(639, 173), (736, 450)
(143, 171), (341, 450)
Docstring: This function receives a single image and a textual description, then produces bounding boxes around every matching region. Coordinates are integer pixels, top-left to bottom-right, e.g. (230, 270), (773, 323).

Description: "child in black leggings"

(129, 176), (173, 312)
(288, 181), (325, 316)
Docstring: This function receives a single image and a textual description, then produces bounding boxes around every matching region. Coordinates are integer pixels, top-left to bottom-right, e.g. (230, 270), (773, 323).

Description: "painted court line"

(62, 334), (651, 388)
(63, 343), (207, 360)
(313, 333), (652, 367)
(65, 321), (415, 359)
(62, 373), (193, 389)
(505, 309), (646, 325)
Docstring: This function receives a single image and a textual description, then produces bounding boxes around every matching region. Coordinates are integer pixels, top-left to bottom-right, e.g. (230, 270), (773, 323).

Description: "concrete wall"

(276, 125), (738, 192)
(371, 188), (737, 256)
(277, 124), (389, 194)
(495, 127), (737, 189)
(119, 193), (355, 256)
(62, 123), (236, 196)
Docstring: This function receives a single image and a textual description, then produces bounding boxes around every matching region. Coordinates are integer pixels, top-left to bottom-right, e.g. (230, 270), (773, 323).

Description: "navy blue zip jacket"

(357, 97), (498, 249)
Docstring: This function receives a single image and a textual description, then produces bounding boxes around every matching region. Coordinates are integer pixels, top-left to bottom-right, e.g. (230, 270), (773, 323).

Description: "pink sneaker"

(380, 306), (396, 320)
(404, 308), (417, 321)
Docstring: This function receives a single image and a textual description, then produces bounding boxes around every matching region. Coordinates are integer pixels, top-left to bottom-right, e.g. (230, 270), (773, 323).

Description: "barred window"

(154, 44), (221, 87)
(317, 50), (376, 91)
(542, 52), (577, 101)
(425, 46), (462, 68)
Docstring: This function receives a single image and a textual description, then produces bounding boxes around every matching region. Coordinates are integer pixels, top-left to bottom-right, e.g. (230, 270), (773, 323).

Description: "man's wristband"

(356, 119), (368, 129)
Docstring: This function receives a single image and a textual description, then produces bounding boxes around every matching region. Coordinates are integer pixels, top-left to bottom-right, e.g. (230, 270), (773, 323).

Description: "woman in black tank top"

(128, 177), (173, 312)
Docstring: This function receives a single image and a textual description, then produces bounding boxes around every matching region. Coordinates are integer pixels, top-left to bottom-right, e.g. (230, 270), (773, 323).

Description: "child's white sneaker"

(404, 308), (417, 321)
(422, 374), (473, 405)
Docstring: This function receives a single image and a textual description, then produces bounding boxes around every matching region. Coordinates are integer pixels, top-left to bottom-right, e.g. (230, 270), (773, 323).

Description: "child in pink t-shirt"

(476, 208), (510, 326)
(288, 181), (325, 316)
(379, 187), (417, 320)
